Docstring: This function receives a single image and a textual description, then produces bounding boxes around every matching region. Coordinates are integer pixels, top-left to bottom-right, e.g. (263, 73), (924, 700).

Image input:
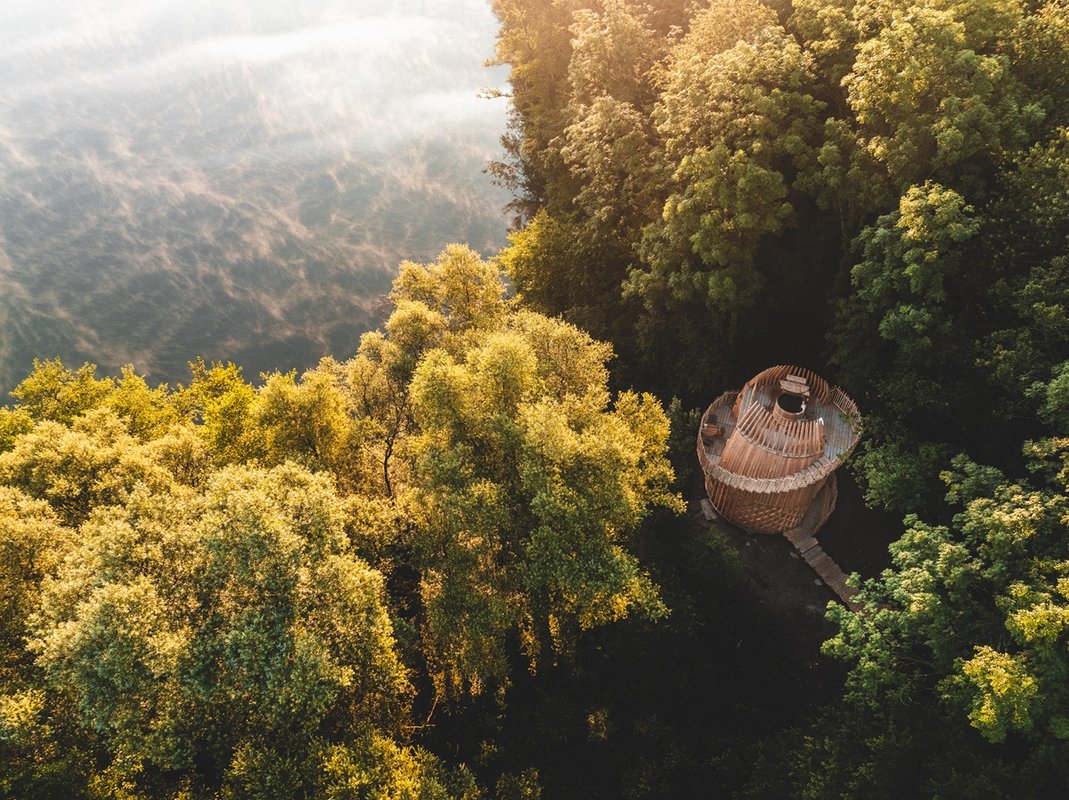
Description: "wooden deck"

(698, 386), (860, 495)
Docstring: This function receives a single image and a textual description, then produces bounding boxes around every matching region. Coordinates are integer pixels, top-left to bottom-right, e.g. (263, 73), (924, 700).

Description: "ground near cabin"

(686, 467), (901, 648)
(421, 469), (875, 799)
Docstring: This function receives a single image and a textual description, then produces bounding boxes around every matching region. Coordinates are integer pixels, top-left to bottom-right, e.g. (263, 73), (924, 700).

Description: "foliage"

(825, 443), (1069, 749)
(0, 245), (680, 797)
(7, 0), (1069, 794)
(382, 249), (681, 696)
(0, 488), (71, 683)
(30, 464), (413, 796)
(844, 3), (1039, 191)
(10, 359), (113, 425)
(487, 0), (1069, 794)
(829, 182), (982, 509)
(0, 409), (175, 526)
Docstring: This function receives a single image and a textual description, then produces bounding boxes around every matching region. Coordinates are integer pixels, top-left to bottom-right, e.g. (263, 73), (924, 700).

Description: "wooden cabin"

(696, 365), (861, 534)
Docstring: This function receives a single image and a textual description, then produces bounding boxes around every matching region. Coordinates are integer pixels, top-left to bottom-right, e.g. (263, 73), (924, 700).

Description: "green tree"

(10, 358), (113, 425)
(830, 122), (1069, 510)
(105, 366), (179, 441)
(561, 95), (664, 239)
(391, 244), (508, 339)
(825, 441), (1069, 745)
(498, 209), (640, 354)
(844, 3), (1040, 192)
(173, 358), (263, 466)
(558, 1), (666, 238)
(1014, 0), (1069, 130)
(0, 491), (89, 798)
(645, 3), (822, 267)
(27, 463), (448, 798)
(745, 440), (1069, 798)
(789, 0), (859, 87)
(983, 130), (1069, 412)
(488, 0), (586, 217)
(565, 1), (661, 112)
(255, 360), (365, 482)
(0, 488), (71, 683)
(396, 267), (680, 695)
(342, 244), (509, 501)
(626, 6), (827, 391)
(0, 408), (33, 453)
(315, 733), (478, 800)
(355, 246), (681, 698)
(830, 182), (984, 511)
(0, 409), (174, 526)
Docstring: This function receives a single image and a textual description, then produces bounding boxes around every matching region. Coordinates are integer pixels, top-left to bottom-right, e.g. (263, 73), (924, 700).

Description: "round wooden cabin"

(696, 366), (861, 534)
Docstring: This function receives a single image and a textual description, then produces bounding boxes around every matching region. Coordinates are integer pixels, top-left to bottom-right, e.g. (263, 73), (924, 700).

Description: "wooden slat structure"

(696, 365), (861, 535)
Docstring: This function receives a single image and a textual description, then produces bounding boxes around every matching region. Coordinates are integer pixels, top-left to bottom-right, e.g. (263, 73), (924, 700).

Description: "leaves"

(403, 266), (680, 693)
(28, 464), (412, 794)
(0, 244), (679, 795)
(827, 441), (1069, 746)
(845, 4), (1039, 189)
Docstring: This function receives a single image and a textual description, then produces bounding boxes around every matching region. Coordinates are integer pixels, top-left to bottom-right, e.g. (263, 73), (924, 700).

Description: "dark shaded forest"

(3, 0), (1069, 798)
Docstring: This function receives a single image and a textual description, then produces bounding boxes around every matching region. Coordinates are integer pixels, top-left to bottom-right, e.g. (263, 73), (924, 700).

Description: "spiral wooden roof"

(698, 365), (861, 497)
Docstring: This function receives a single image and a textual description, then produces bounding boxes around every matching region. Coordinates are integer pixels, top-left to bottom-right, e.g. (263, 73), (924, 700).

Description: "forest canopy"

(0, 246), (679, 799)
(491, 0), (1069, 511)
(5, 0), (1069, 797)
(487, 0), (1069, 795)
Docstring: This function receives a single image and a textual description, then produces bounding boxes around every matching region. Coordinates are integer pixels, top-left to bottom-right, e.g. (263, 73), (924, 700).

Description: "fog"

(0, 0), (511, 393)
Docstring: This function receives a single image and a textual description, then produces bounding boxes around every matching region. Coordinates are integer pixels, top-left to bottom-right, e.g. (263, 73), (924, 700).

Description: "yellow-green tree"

(27, 463), (467, 798)
(0, 243), (682, 797)
(374, 246), (681, 697)
(0, 409), (175, 526)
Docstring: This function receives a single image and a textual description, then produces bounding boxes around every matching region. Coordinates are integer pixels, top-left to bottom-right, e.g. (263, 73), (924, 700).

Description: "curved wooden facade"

(696, 366), (860, 534)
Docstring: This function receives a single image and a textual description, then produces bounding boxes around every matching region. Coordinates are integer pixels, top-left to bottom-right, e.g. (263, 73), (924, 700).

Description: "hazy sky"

(0, 0), (512, 390)
(0, 0), (509, 155)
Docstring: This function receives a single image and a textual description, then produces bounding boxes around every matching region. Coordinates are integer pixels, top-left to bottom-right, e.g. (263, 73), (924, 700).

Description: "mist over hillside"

(0, 0), (511, 394)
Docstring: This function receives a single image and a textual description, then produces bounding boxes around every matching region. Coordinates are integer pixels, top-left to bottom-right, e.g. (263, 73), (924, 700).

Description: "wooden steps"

(782, 525), (861, 611)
